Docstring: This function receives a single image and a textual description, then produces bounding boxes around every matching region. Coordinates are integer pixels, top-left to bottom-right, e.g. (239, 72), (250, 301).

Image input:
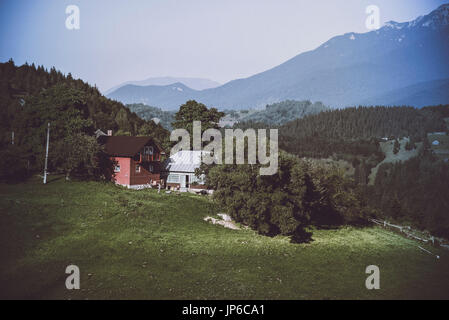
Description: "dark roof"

(99, 136), (160, 157)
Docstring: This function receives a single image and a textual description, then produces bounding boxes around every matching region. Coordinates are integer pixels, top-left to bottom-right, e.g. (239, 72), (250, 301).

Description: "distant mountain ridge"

(360, 78), (449, 107)
(104, 77), (220, 95)
(107, 4), (449, 110)
(113, 82), (196, 108)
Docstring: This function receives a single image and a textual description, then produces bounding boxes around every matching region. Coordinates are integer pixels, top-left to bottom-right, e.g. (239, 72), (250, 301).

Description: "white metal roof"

(162, 150), (209, 173)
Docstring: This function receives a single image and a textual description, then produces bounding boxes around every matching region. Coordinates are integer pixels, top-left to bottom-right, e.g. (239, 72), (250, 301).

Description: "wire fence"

(370, 218), (449, 249)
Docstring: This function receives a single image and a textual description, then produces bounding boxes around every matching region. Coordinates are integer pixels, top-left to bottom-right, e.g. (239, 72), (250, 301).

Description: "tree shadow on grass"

(290, 228), (314, 244)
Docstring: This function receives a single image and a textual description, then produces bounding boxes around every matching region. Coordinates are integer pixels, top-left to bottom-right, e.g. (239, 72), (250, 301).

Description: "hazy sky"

(0, 0), (446, 92)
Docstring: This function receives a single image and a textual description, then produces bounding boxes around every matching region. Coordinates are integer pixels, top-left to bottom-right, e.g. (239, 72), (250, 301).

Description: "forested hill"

(0, 59), (168, 139)
(126, 103), (175, 130)
(275, 105), (449, 238)
(278, 106), (448, 159)
(0, 60), (169, 181)
(238, 100), (328, 126)
(281, 106), (446, 140)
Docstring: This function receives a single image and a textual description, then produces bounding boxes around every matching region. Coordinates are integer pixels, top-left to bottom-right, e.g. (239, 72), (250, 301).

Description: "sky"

(0, 0), (447, 92)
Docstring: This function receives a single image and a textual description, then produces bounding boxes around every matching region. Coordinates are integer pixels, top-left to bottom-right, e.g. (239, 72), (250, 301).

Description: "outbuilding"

(161, 150), (209, 192)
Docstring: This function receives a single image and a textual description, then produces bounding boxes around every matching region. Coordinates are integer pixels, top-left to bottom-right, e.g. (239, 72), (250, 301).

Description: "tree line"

(231, 100), (329, 126)
(276, 106), (445, 159)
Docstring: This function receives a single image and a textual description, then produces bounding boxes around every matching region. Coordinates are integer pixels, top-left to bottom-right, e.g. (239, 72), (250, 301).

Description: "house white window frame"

(149, 165), (154, 172)
(167, 173), (180, 183)
(135, 164), (141, 173)
(114, 164), (121, 172)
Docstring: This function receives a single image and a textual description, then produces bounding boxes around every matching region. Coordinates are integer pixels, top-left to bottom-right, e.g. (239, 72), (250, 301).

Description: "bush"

(0, 145), (32, 182)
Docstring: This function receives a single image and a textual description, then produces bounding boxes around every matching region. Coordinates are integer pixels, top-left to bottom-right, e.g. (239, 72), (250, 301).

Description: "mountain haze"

(107, 4), (449, 110)
(360, 78), (449, 107)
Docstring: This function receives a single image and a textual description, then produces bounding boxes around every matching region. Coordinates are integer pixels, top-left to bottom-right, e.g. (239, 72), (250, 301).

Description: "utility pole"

(43, 123), (50, 184)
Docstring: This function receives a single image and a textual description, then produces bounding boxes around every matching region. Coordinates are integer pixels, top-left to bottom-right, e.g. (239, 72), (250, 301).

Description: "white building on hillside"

(161, 150), (210, 192)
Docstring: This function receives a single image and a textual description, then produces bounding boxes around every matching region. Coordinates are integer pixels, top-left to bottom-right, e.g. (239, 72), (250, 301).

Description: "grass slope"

(368, 139), (423, 185)
(1, 177), (448, 300)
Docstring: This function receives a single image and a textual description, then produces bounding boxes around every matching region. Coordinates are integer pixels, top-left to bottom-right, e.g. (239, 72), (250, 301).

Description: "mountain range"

(104, 77), (221, 95)
(107, 4), (449, 110)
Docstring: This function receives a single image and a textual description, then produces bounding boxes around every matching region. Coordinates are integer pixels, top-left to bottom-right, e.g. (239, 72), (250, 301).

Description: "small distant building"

(161, 150), (210, 192)
(94, 129), (107, 138)
(99, 135), (164, 188)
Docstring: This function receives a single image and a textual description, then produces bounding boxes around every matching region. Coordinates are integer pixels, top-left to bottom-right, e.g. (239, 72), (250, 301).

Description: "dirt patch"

(204, 214), (240, 230)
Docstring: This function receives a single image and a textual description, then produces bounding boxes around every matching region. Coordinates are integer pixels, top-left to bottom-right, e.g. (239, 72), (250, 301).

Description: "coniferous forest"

(0, 60), (169, 181)
(278, 106), (446, 158)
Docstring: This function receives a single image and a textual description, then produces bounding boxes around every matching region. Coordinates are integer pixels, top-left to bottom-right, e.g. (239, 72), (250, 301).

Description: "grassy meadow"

(1, 176), (448, 300)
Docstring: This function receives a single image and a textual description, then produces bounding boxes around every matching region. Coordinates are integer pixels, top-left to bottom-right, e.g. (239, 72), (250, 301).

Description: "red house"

(99, 136), (164, 188)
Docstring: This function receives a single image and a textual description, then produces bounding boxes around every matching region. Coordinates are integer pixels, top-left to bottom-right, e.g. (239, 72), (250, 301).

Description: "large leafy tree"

(206, 153), (312, 242)
(206, 153), (370, 243)
(138, 121), (171, 153)
(172, 100), (224, 136)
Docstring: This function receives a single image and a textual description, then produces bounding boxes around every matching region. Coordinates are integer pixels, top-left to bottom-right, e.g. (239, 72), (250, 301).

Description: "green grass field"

(1, 176), (448, 300)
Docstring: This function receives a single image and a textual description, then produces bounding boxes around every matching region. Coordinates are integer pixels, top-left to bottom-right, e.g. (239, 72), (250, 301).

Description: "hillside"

(278, 106), (446, 160)
(0, 60), (168, 140)
(236, 100), (329, 126)
(107, 4), (449, 110)
(360, 78), (449, 107)
(126, 103), (175, 130)
(367, 138), (423, 185)
(1, 176), (448, 299)
(0, 60), (170, 181)
(270, 105), (449, 239)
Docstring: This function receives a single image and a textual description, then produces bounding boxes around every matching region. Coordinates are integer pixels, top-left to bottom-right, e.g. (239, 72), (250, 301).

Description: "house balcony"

(138, 153), (161, 163)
